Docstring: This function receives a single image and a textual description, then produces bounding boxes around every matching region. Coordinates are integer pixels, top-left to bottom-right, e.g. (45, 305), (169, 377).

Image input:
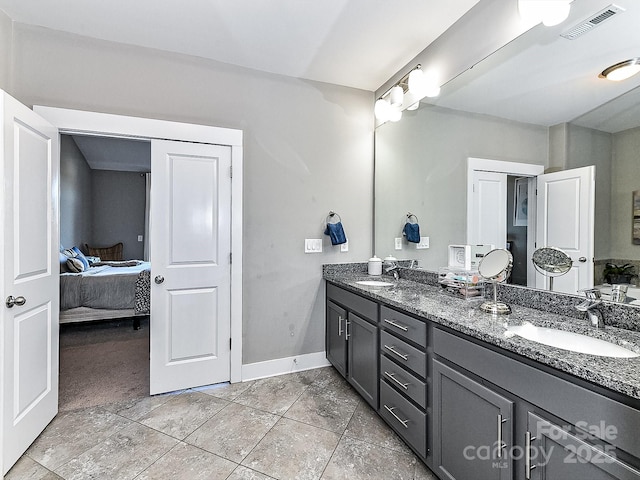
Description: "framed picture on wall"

(513, 177), (528, 227)
(633, 190), (640, 244)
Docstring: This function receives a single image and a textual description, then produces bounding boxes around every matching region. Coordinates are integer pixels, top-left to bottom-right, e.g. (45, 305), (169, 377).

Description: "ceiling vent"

(560, 4), (625, 40)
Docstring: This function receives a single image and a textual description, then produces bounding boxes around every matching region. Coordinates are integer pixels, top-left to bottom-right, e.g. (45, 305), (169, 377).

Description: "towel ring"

(406, 212), (419, 224)
(326, 211), (342, 224)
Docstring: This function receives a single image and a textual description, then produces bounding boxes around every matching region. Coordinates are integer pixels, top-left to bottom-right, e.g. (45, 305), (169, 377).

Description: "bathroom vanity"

(324, 266), (640, 480)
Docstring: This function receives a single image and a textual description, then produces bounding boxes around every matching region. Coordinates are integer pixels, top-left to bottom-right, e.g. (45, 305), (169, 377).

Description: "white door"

(469, 170), (507, 248)
(150, 140), (232, 394)
(1, 91), (59, 474)
(535, 166), (595, 294)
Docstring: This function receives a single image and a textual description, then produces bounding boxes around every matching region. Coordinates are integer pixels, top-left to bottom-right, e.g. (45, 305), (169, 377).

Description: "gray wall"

(566, 124), (612, 260)
(611, 127), (640, 260)
(375, 105), (548, 270)
(60, 135), (93, 251)
(9, 23), (373, 365)
(91, 170), (146, 260)
(0, 10), (11, 92)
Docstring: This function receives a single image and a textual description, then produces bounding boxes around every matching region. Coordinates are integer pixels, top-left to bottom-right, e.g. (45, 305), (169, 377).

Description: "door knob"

(578, 257), (587, 263)
(6, 296), (26, 308)
(154, 275), (165, 284)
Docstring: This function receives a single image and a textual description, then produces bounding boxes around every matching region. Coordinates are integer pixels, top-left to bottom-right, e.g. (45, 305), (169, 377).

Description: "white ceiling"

(0, 0), (479, 92)
(71, 135), (150, 172)
(433, 0), (640, 132)
(2, 0), (637, 134)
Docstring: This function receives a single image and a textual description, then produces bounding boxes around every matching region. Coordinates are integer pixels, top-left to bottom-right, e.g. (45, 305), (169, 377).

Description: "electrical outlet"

(416, 236), (430, 249)
(304, 239), (323, 253)
(340, 239), (349, 252)
(395, 237), (403, 250)
(137, 235), (143, 242)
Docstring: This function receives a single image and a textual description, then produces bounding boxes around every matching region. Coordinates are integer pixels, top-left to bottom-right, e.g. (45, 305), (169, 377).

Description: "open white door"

(469, 170), (507, 248)
(150, 140), (232, 394)
(535, 166), (595, 294)
(1, 91), (59, 474)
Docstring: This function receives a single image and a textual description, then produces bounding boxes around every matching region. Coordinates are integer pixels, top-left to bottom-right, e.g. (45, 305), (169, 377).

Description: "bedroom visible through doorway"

(59, 133), (152, 409)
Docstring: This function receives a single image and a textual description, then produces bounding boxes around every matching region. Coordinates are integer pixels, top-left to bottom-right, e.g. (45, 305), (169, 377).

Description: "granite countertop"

(324, 271), (640, 400)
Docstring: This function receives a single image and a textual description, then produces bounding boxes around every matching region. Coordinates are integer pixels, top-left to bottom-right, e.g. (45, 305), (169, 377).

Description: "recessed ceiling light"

(599, 58), (640, 81)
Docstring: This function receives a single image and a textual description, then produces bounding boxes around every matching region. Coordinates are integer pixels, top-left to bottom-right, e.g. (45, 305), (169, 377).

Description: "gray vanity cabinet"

(326, 300), (347, 377)
(326, 283), (379, 409)
(526, 412), (640, 480)
(432, 358), (514, 480)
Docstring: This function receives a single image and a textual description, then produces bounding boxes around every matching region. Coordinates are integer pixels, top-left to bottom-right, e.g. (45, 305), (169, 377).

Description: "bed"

(60, 260), (151, 326)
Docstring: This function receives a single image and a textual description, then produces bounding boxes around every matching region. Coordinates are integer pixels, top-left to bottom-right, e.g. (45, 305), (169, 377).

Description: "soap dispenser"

(368, 256), (382, 276)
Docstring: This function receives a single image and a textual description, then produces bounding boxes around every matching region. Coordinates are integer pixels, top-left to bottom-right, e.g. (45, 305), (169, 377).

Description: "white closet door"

(1, 90), (59, 475)
(149, 140), (232, 394)
(469, 170), (507, 249)
(536, 166), (595, 293)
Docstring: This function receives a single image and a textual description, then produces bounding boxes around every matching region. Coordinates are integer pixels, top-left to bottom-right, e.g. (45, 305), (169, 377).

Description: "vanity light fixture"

(518, 0), (572, 27)
(374, 64), (440, 122)
(599, 58), (640, 81)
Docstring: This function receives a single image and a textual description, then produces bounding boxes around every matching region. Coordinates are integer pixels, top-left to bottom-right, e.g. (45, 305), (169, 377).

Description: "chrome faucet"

(385, 263), (400, 281)
(576, 288), (605, 328)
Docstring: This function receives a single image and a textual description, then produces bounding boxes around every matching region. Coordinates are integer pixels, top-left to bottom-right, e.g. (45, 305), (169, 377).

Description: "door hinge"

(230, 252), (232, 264)
(229, 338), (232, 350)
(230, 165), (233, 178)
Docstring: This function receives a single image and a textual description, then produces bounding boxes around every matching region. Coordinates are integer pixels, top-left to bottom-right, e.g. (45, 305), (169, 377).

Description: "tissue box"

(448, 244), (495, 270)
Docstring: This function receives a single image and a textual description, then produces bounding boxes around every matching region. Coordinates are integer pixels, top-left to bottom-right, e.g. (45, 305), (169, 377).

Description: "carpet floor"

(59, 317), (150, 411)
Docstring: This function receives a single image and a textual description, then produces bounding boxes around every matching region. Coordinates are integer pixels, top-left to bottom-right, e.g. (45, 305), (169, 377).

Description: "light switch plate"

(416, 236), (430, 249)
(305, 238), (323, 253)
(340, 239), (349, 252)
(137, 235), (143, 242)
(395, 237), (403, 250)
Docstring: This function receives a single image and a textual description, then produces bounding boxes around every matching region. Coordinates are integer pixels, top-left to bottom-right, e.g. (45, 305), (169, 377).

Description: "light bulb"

(389, 85), (404, 107)
(518, 0), (571, 27)
(600, 60), (640, 81)
(407, 102), (420, 111)
(423, 72), (441, 98)
(374, 98), (391, 121)
(408, 68), (427, 96)
(389, 108), (402, 122)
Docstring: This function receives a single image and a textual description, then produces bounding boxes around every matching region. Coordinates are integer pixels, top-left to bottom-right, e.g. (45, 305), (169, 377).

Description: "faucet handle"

(578, 287), (601, 300)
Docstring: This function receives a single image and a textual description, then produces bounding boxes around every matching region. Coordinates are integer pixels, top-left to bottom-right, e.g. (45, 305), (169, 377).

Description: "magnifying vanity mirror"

(531, 246), (573, 292)
(478, 249), (513, 315)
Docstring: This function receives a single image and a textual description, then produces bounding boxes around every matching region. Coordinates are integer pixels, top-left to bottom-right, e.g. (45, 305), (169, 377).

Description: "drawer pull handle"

(497, 414), (507, 458)
(384, 318), (409, 332)
(384, 404), (409, 429)
(384, 371), (409, 390)
(338, 315), (344, 336)
(345, 319), (351, 340)
(525, 431), (537, 479)
(384, 344), (409, 361)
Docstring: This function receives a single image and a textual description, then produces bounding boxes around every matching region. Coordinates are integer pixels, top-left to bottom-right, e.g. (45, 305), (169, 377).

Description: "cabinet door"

(348, 312), (379, 409)
(526, 412), (640, 480)
(433, 359), (513, 480)
(326, 301), (347, 377)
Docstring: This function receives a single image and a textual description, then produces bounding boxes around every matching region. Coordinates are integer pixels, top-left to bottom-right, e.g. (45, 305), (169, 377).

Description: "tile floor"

(6, 367), (438, 480)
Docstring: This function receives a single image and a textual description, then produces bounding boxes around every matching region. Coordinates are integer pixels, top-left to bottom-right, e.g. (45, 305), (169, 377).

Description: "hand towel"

(403, 222), (421, 243)
(324, 222), (347, 245)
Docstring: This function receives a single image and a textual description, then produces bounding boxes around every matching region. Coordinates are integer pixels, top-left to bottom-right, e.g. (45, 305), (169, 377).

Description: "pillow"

(85, 256), (101, 265)
(66, 257), (85, 273)
(64, 246), (90, 271)
(59, 252), (70, 273)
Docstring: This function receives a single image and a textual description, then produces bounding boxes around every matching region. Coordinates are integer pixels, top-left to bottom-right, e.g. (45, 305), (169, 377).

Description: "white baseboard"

(241, 351), (330, 382)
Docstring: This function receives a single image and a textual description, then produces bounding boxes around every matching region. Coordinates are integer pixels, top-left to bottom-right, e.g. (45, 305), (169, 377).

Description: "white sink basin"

(355, 280), (394, 287)
(505, 324), (639, 358)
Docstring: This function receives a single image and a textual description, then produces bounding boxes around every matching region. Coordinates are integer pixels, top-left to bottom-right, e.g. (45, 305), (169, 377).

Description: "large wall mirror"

(374, 0), (640, 297)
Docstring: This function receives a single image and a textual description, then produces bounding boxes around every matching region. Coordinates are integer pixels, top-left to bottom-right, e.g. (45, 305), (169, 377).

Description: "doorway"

(35, 105), (244, 389)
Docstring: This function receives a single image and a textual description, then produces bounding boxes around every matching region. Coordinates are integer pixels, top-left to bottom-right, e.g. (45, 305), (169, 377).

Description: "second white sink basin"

(355, 280), (394, 287)
(505, 323), (639, 358)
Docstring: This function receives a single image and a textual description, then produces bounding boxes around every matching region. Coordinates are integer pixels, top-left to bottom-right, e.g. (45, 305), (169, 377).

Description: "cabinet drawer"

(379, 380), (426, 455)
(381, 355), (426, 409)
(380, 330), (426, 378)
(327, 283), (377, 322)
(380, 306), (426, 347)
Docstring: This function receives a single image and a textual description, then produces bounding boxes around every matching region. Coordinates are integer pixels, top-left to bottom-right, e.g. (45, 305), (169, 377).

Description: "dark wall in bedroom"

(91, 170), (146, 260)
(60, 135), (147, 260)
(60, 135), (93, 251)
